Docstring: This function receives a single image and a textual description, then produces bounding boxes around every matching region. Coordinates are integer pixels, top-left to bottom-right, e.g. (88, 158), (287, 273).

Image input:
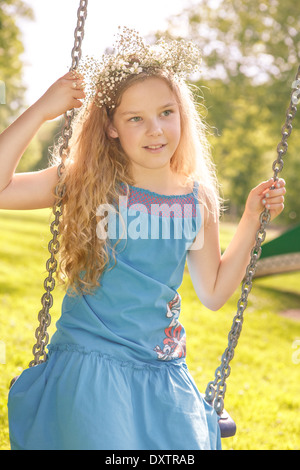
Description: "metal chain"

(205, 65), (300, 415)
(29, 0), (89, 368)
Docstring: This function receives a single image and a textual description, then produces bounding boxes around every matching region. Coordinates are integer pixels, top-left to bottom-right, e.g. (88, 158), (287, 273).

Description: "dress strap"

(192, 181), (200, 199)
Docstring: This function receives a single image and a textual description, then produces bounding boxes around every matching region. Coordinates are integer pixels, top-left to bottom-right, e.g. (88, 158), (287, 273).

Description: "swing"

(10, 0), (300, 441)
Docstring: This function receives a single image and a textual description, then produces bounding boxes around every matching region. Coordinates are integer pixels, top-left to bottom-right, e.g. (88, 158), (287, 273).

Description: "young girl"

(1, 29), (285, 450)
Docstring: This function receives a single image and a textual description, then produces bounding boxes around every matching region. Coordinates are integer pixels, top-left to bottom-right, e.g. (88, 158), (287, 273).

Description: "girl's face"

(108, 77), (181, 177)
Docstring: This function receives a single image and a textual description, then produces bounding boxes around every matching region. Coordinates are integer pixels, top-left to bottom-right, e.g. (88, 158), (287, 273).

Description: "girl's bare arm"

(187, 178), (286, 311)
(0, 72), (84, 210)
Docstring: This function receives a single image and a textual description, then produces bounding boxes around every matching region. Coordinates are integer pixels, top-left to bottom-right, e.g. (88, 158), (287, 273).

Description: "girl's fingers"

(62, 75), (86, 101)
(259, 178), (286, 213)
(63, 71), (84, 81)
(262, 196), (285, 208)
(59, 72), (85, 91)
(275, 178), (286, 188)
(269, 178), (286, 190)
(266, 203), (285, 213)
(71, 80), (85, 90)
(72, 89), (86, 99)
(254, 178), (275, 194)
(262, 187), (286, 199)
(247, 178), (286, 221)
(72, 99), (84, 109)
(256, 178), (286, 195)
(262, 182), (286, 205)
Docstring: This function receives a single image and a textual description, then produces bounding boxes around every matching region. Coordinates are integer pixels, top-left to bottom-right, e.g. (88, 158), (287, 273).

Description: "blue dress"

(8, 182), (222, 450)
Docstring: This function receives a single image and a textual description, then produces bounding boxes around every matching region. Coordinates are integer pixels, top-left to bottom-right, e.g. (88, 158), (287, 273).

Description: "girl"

(1, 29), (285, 450)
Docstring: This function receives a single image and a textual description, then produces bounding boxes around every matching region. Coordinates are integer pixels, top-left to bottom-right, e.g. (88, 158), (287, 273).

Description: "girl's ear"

(107, 122), (119, 139)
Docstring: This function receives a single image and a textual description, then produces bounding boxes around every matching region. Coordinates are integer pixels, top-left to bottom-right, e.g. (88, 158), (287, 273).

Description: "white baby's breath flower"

(77, 27), (202, 109)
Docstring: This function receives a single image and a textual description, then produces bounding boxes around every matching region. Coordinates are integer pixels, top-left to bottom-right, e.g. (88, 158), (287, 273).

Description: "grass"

(0, 209), (300, 450)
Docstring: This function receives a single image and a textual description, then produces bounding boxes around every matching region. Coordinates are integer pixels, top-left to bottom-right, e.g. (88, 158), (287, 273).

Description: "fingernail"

(265, 193), (270, 198)
(262, 199), (266, 205)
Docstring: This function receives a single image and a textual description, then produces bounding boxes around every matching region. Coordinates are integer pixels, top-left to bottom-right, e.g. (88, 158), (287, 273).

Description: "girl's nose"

(146, 119), (163, 137)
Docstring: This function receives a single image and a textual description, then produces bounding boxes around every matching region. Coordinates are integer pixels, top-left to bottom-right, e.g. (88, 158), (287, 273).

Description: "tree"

(165, 0), (300, 86)
(0, 0), (34, 131)
(162, 0), (300, 222)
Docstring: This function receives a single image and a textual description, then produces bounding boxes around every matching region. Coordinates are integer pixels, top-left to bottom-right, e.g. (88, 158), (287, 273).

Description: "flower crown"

(77, 27), (202, 110)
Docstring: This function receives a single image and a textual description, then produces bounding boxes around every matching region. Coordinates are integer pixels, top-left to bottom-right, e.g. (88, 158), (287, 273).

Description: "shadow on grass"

(252, 278), (300, 317)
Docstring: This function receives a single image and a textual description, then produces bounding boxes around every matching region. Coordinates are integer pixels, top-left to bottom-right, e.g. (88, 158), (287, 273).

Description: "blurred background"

(0, 0), (300, 451)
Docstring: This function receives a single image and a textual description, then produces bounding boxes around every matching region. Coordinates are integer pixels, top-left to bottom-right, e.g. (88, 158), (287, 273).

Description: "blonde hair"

(51, 72), (221, 295)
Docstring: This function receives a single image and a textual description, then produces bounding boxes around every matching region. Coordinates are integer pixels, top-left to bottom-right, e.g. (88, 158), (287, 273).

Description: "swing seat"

(219, 409), (237, 438)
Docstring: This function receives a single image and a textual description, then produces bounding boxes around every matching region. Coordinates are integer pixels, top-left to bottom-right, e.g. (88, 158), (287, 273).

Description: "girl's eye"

(162, 110), (173, 117)
(129, 116), (142, 122)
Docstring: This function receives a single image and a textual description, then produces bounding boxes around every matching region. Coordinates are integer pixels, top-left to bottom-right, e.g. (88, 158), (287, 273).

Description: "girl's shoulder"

(195, 182), (222, 227)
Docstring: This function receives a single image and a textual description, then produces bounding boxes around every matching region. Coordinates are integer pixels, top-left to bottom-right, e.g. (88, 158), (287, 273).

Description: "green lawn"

(0, 209), (300, 450)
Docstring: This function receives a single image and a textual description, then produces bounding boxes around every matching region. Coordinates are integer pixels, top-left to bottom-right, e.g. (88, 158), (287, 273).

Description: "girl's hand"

(33, 71), (85, 122)
(245, 178), (286, 221)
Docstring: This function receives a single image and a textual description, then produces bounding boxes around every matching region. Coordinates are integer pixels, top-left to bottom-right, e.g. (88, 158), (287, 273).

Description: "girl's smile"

(143, 143), (167, 153)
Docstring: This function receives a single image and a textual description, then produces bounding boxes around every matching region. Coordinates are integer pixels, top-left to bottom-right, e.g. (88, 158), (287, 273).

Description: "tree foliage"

(0, 0), (33, 130)
(163, 0), (300, 223)
(166, 0), (300, 85)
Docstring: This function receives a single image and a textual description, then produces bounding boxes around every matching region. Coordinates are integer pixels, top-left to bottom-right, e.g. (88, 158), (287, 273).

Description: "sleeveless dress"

(8, 182), (222, 450)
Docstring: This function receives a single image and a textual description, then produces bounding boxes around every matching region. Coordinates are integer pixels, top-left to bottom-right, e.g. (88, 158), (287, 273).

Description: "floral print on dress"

(154, 293), (186, 361)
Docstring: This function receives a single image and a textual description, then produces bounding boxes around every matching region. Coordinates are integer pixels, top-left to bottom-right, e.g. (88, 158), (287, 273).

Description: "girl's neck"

(131, 168), (190, 196)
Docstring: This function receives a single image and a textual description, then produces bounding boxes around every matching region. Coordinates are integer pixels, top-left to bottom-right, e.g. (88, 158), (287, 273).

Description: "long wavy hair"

(51, 71), (221, 295)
